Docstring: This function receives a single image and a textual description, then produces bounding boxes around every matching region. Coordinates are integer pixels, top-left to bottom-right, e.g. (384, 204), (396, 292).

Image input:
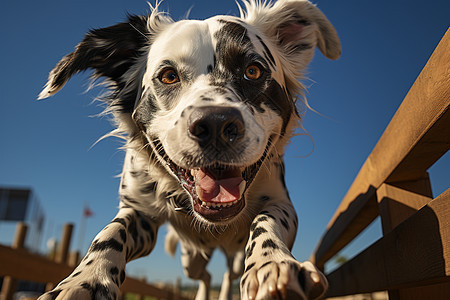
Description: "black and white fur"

(38, 1), (340, 299)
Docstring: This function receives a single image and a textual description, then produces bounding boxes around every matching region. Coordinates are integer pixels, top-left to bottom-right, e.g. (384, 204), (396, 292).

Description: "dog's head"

(39, 0), (340, 224)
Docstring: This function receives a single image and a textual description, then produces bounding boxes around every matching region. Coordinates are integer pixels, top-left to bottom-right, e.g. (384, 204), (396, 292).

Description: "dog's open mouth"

(151, 139), (270, 222)
(171, 164), (248, 222)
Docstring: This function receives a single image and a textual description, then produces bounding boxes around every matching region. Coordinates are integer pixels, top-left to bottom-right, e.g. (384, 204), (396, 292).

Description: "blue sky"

(0, 0), (449, 286)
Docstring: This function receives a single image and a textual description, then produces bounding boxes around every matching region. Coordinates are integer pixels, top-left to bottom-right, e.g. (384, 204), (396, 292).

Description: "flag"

(83, 205), (94, 217)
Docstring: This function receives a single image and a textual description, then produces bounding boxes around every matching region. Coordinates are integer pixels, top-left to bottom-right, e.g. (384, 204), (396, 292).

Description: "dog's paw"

(39, 282), (120, 300)
(38, 268), (122, 300)
(240, 259), (327, 300)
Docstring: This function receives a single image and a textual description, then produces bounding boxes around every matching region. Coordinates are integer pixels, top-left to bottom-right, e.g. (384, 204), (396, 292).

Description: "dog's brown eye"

(159, 68), (180, 84)
(244, 65), (262, 80)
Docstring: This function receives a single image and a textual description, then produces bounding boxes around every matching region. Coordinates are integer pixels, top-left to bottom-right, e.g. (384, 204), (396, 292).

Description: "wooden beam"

(0, 245), (73, 284)
(377, 177), (432, 235)
(312, 28), (450, 268)
(0, 244), (189, 300)
(325, 189), (450, 297)
(311, 186), (378, 269)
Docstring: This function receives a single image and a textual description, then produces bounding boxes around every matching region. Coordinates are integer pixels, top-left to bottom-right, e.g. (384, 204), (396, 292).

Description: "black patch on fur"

(256, 35), (276, 68)
(120, 270), (126, 284)
(246, 241), (256, 259)
(241, 274), (248, 287)
(140, 219), (151, 231)
(122, 195), (137, 204)
(257, 216), (268, 223)
(110, 267), (119, 275)
(298, 268), (307, 290)
(260, 261), (272, 269)
(46, 15), (149, 114)
(280, 218), (290, 230)
(47, 290), (62, 299)
(134, 91), (159, 128)
(263, 271), (272, 283)
(72, 271), (81, 277)
(260, 210), (276, 220)
(90, 238), (124, 253)
(213, 20), (295, 134)
(260, 195), (270, 202)
(251, 227), (267, 240)
(112, 218), (127, 227)
(262, 239), (279, 250)
(244, 262), (255, 273)
(127, 217), (138, 242)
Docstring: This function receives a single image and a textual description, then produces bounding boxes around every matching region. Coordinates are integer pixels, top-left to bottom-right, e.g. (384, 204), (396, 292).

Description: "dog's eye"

(159, 68), (180, 84)
(244, 65), (262, 80)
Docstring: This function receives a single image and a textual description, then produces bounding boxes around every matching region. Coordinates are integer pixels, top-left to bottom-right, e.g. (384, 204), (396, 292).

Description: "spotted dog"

(38, 0), (340, 299)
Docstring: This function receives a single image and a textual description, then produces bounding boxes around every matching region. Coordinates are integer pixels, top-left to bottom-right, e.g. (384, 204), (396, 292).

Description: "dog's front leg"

(240, 199), (327, 300)
(39, 207), (161, 300)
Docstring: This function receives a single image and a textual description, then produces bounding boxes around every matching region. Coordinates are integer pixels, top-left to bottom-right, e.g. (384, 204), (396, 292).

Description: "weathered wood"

(0, 245), (74, 284)
(377, 178), (434, 299)
(311, 186), (379, 270)
(0, 223), (28, 300)
(56, 223), (73, 264)
(325, 189), (450, 297)
(312, 28), (450, 268)
(0, 244), (190, 300)
(377, 176), (432, 235)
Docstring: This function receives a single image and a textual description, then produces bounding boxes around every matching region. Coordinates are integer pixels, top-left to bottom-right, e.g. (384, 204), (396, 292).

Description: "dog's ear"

(38, 15), (151, 100)
(241, 0), (341, 61)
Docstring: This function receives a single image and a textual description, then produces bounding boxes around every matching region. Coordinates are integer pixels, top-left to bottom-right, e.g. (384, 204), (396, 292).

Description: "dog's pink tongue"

(196, 168), (243, 203)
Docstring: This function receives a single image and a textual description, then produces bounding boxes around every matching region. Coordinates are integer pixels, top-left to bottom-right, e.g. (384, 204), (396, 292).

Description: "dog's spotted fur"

(38, 1), (340, 299)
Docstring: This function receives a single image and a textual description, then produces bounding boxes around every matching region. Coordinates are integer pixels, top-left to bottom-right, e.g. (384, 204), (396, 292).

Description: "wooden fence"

(311, 28), (450, 299)
(0, 222), (192, 300)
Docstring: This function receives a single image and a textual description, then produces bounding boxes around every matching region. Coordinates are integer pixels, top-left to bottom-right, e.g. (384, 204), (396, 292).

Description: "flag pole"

(77, 207), (87, 253)
(77, 204), (93, 254)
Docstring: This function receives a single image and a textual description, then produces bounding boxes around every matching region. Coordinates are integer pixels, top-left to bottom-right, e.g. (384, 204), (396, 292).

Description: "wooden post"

(377, 175), (450, 299)
(46, 223), (74, 292)
(377, 175), (433, 235)
(0, 222), (28, 300)
(56, 223), (74, 264)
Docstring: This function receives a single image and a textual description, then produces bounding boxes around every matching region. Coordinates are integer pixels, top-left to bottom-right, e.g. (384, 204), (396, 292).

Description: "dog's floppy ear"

(241, 0), (341, 61)
(38, 15), (150, 100)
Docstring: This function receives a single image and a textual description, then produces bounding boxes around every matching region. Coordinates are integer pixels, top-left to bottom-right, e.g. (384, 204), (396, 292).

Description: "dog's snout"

(188, 106), (245, 146)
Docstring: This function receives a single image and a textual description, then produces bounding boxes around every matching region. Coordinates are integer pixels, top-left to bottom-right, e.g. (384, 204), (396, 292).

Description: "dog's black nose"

(188, 106), (245, 147)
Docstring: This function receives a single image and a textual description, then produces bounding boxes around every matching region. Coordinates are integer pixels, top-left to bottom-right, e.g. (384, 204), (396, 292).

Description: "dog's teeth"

(239, 181), (246, 195)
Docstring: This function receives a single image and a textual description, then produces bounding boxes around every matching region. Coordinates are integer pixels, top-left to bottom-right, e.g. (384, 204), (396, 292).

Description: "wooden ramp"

(311, 28), (450, 299)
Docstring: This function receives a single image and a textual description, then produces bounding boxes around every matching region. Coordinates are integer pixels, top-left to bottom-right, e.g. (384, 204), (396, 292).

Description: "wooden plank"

(0, 245), (188, 299)
(1, 223), (28, 300)
(0, 245), (73, 284)
(377, 177), (432, 235)
(377, 179), (433, 299)
(311, 186), (379, 269)
(325, 189), (450, 297)
(312, 28), (450, 267)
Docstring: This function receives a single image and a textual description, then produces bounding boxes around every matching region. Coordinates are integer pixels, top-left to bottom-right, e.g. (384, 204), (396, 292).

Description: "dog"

(38, 0), (340, 299)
